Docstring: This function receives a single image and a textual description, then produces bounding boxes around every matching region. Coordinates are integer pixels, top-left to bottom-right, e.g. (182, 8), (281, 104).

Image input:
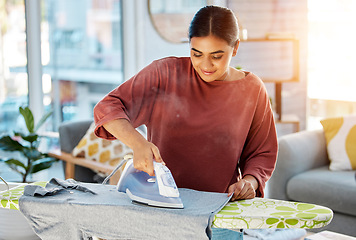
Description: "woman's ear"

(232, 40), (240, 57)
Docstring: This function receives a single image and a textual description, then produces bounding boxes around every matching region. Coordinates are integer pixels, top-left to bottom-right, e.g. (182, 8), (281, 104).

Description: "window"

(308, 0), (356, 128)
(41, 0), (123, 128)
(308, 0), (356, 101)
(0, 0), (28, 134)
(1, 0), (124, 134)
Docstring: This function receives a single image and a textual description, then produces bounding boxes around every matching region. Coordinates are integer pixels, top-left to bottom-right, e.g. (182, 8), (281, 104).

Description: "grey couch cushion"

(59, 120), (93, 153)
(287, 166), (356, 216)
(58, 120), (96, 183)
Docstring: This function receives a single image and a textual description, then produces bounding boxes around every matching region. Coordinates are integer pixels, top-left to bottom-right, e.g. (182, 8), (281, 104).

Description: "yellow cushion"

(320, 115), (356, 170)
(72, 123), (136, 175)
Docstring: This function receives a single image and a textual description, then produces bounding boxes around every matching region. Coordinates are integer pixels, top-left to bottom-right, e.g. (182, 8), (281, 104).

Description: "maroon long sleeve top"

(94, 57), (277, 197)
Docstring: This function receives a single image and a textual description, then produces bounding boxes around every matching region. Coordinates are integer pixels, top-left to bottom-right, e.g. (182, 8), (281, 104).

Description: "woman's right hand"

(102, 119), (164, 176)
(132, 140), (164, 176)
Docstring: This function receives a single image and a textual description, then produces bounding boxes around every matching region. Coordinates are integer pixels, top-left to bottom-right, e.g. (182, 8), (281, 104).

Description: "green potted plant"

(0, 106), (57, 183)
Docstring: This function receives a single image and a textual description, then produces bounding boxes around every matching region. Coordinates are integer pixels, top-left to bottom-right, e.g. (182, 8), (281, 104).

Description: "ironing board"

(1, 181), (333, 231)
(212, 198), (332, 230)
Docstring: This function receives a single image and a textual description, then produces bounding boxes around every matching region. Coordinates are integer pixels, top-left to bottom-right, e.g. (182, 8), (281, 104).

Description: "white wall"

(135, 2), (190, 72)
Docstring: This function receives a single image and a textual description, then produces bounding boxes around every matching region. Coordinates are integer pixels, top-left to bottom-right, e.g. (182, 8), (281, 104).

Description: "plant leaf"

(19, 106), (34, 133)
(0, 136), (24, 152)
(22, 134), (38, 143)
(1, 158), (27, 169)
(34, 110), (53, 132)
(30, 158), (57, 174)
(23, 148), (43, 160)
(13, 132), (38, 143)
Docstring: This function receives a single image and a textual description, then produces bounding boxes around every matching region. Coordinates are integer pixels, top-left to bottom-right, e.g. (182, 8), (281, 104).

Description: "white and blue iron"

(116, 159), (184, 209)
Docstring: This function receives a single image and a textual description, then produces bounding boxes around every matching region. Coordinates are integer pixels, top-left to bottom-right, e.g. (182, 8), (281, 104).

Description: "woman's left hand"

(228, 175), (258, 201)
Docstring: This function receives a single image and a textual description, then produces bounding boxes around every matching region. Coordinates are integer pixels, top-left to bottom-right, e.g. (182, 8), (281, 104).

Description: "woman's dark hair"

(189, 5), (239, 47)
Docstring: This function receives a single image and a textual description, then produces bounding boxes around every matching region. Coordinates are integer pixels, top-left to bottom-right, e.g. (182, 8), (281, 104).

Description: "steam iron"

(117, 159), (184, 209)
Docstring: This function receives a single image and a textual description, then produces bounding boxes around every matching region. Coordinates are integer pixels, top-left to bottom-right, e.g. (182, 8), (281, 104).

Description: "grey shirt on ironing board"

(19, 178), (231, 240)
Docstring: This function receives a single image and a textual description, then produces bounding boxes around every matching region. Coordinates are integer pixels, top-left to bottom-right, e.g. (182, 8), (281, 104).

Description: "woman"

(94, 6), (277, 202)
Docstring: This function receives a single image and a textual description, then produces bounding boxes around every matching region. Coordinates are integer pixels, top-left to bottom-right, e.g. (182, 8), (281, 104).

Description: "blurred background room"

(1, 0), (355, 180)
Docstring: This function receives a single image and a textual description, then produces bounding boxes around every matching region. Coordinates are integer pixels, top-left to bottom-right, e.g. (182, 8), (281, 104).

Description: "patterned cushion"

(320, 115), (356, 170)
(72, 123), (138, 175)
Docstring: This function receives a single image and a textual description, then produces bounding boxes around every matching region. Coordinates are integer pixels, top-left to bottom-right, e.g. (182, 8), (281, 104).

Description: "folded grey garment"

(243, 229), (307, 240)
(20, 178), (231, 240)
(23, 178), (97, 196)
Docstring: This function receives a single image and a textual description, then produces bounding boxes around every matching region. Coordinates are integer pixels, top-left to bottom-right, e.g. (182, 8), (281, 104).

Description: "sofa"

(55, 120), (100, 183)
(267, 129), (356, 237)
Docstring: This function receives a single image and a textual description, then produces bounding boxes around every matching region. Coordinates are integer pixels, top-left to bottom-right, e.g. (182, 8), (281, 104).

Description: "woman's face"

(190, 35), (238, 82)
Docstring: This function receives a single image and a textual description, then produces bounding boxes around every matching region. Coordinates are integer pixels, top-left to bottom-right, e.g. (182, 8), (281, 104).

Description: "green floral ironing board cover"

(212, 198), (333, 229)
(1, 183), (333, 230)
(0, 182), (46, 210)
